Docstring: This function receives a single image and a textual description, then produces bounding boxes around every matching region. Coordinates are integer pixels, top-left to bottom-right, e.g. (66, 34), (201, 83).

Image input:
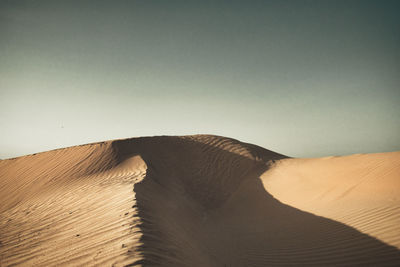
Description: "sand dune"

(0, 135), (399, 266)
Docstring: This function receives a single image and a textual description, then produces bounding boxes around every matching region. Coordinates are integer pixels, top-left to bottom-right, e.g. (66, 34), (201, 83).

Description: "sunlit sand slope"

(263, 152), (400, 250)
(0, 135), (399, 266)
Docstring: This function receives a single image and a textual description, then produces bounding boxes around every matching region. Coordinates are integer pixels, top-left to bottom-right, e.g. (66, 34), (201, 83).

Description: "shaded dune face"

(0, 135), (400, 266)
(115, 136), (400, 266)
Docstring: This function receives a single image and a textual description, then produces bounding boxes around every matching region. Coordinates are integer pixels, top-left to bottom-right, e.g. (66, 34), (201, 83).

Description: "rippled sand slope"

(0, 135), (399, 266)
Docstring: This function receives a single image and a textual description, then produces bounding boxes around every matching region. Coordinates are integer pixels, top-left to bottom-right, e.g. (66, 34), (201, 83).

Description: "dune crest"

(0, 135), (399, 266)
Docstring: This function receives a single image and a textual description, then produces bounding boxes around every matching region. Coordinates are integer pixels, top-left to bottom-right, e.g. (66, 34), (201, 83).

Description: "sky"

(1, 0), (399, 159)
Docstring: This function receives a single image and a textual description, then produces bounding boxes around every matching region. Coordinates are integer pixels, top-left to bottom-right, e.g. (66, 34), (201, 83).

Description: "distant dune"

(0, 135), (399, 266)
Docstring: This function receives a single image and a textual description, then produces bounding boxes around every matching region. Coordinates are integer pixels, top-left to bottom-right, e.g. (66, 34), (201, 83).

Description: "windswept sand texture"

(0, 135), (399, 266)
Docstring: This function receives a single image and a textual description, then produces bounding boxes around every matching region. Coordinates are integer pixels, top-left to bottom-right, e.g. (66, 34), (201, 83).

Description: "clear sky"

(1, 0), (399, 159)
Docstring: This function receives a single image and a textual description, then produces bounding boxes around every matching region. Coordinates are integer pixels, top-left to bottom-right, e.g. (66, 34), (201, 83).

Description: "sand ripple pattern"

(0, 135), (399, 266)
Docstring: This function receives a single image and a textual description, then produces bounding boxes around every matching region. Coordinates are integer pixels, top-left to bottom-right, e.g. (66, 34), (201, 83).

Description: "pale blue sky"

(1, 0), (399, 159)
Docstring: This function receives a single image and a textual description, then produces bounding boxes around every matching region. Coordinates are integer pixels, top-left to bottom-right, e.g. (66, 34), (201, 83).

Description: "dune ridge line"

(0, 135), (399, 266)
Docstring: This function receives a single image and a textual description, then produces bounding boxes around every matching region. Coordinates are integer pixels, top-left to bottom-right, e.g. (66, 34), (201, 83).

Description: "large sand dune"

(0, 135), (399, 266)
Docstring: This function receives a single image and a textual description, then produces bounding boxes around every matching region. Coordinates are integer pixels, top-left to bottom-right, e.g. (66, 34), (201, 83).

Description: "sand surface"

(0, 135), (399, 266)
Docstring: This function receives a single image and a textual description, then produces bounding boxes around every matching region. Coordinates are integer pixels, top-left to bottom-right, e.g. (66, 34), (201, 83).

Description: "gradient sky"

(1, 0), (399, 159)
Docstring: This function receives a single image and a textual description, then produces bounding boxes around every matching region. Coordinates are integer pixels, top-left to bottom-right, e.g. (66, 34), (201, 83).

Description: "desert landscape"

(1, 1), (400, 266)
(0, 135), (399, 266)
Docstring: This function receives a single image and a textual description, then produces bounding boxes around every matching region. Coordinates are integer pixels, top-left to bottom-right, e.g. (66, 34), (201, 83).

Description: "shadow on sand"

(112, 136), (400, 266)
